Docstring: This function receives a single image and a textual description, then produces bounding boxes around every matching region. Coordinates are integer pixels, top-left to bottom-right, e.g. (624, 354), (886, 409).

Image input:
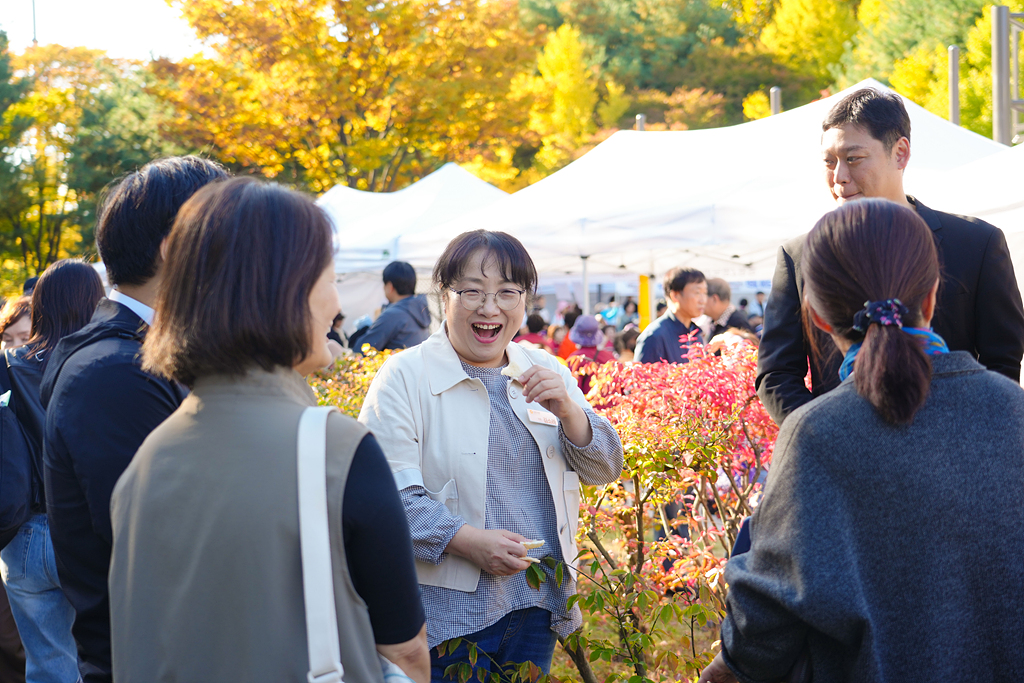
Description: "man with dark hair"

(40, 156), (228, 683)
(635, 267), (707, 363)
(705, 278), (754, 339)
(357, 260), (430, 353)
(756, 88), (1024, 425)
(514, 313), (553, 352)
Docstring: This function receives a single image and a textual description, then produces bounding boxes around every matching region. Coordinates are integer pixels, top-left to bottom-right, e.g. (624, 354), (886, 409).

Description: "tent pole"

(581, 256), (590, 315)
(638, 275), (651, 330)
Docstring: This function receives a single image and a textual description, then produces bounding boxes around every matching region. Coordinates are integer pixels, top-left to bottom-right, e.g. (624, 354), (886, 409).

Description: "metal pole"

(948, 45), (960, 125)
(769, 87), (782, 115)
(581, 256), (590, 316)
(1013, 19), (1020, 140)
(635, 114), (646, 131)
(32, 0), (37, 46)
(993, 5), (1011, 144)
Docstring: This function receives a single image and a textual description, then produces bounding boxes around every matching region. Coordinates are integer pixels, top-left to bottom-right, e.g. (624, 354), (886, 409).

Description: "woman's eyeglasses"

(451, 288), (525, 311)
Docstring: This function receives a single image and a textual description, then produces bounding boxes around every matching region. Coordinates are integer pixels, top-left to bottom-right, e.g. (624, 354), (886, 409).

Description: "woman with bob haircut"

(2, 259), (103, 681)
(359, 230), (624, 679)
(699, 199), (1024, 683)
(108, 177), (428, 683)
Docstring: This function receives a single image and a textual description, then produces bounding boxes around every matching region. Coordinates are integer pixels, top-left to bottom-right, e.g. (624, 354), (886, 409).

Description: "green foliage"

(0, 42), (180, 289)
(521, 0), (740, 93)
(886, 0), (1024, 138)
(837, 0), (989, 86)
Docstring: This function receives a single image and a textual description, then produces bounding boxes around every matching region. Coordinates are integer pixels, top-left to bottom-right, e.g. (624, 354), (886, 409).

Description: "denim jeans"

(431, 608), (557, 683)
(1, 514), (80, 683)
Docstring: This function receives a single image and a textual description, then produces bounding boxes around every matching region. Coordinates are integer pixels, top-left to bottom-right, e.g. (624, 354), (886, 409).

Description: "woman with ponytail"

(700, 199), (1024, 683)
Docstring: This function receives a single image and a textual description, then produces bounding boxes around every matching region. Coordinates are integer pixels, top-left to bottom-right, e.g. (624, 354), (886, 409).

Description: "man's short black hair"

(526, 313), (546, 334)
(22, 277), (38, 294)
(822, 89), (910, 153)
(383, 261), (417, 296)
(97, 156), (229, 286)
(663, 267), (705, 295)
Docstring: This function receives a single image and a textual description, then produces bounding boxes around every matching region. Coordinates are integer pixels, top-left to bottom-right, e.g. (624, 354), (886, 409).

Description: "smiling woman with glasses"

(359, 230), (624, 681)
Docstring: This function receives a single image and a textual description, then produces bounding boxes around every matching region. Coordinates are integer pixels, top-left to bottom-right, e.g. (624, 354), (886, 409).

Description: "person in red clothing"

(568, 315), (616, 393)
(513, 313), (554, 353)
(557, 307), (582, 359)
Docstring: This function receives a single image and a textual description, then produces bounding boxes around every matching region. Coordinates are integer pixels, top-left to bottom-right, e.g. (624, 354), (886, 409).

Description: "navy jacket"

(724, 352), (1024, 682)
(357, 294), (431, 353)
(756, 197), (1024, 425)
(40, 299), (187, 683)
(634, 313), (703, 363)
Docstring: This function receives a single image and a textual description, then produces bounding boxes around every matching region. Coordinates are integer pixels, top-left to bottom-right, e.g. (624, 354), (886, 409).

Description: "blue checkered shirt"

(400, 360), (622, 647)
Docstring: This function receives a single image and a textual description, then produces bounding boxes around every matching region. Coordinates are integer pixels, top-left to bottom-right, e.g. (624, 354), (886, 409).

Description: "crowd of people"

(0, 87), (1017, 683)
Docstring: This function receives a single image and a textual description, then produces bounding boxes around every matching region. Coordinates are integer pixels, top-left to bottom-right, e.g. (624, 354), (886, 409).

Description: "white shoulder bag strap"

(298, 406), (345, 683)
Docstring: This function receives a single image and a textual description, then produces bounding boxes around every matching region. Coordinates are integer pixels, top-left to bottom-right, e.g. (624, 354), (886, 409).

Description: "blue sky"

(2, 0), (200, 60)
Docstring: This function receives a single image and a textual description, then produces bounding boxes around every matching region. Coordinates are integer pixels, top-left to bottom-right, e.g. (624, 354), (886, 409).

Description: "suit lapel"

(908, 195), (943, 246)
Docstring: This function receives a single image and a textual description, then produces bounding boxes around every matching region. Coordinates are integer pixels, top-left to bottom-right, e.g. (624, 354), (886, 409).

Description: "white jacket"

(359, 326), (619, 592)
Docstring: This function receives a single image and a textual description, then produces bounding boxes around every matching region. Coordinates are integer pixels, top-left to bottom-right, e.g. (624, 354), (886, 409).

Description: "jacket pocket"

(562, 471), (581, 539)
(425, 478), (459, 517)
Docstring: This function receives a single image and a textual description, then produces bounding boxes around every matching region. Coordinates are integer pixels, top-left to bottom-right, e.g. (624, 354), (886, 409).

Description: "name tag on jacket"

(527, 409), (558, 427)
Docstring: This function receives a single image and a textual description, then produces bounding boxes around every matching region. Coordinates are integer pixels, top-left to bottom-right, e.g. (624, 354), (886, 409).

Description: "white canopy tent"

(926, 143), (1024, 278)
(316, 162), (507, 331)
(318, 162), (508, 273)
(397, 79), (1005, 312)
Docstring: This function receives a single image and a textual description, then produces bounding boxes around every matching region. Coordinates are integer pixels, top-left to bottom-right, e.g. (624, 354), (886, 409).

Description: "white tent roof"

(925, 143), (1024, 276)
(398, 79), (1005, 281)
(317, 162), (507, 273)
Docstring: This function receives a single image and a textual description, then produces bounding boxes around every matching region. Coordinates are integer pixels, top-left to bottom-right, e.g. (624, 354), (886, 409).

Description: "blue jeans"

(1, 514), (80, 683)
(431, 608), (557, 683)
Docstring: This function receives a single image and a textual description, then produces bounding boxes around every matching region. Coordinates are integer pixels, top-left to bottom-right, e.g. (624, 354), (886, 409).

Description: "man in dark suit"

(40, 157), (228, 683)
(756, 88), (1024, 425)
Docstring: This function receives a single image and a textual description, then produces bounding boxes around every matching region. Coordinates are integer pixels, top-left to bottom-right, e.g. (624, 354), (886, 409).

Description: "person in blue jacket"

(357, 261), (431, 353)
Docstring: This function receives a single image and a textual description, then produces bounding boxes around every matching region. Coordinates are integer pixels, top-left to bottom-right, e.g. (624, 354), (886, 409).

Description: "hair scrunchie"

(851, 298), (908, 333)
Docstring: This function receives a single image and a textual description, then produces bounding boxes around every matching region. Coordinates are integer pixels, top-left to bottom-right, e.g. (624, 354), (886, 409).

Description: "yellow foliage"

(597, 80), (631, 129)
(761, 0), (858, 85)
(159, 0), (541, 193)
(742, 91), (773, 120)
(888, 0), (1023, 137)
(890, 44), (948, 114)
(732, 0), (782, 36)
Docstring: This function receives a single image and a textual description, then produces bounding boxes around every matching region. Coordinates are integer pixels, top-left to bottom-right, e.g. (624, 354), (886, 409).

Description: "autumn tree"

(889, 0), (1024, 137)
(760, 0), (858, 87)
(521, 0), (739, 93)
(837, 0), (989, 86)
(157, 0), (541, 193)
(0, 43), (179, 289)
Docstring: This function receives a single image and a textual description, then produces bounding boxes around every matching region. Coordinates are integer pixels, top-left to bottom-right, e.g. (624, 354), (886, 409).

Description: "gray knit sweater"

(722, 351), (1024, 683)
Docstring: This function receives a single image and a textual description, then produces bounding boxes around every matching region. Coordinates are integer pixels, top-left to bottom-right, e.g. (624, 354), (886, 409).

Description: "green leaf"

(542, 556), (558, 569)
(476, 666), (487, 683)
(459, 663), (472, 683)
(566, 594), (578, 610)
(555, 562), (564, 586)
(468, 643), (478, 666)
(526, 563), (545, 590)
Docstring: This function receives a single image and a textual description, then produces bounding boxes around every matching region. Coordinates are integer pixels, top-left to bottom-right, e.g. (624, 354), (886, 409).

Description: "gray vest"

(109, 367), (385, 683)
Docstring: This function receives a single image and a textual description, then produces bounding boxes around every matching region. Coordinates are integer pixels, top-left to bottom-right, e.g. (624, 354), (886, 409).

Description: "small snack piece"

(522, 539), (545, 550)
(501, 360), (528, 381)
(523, 556), (541, 564)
